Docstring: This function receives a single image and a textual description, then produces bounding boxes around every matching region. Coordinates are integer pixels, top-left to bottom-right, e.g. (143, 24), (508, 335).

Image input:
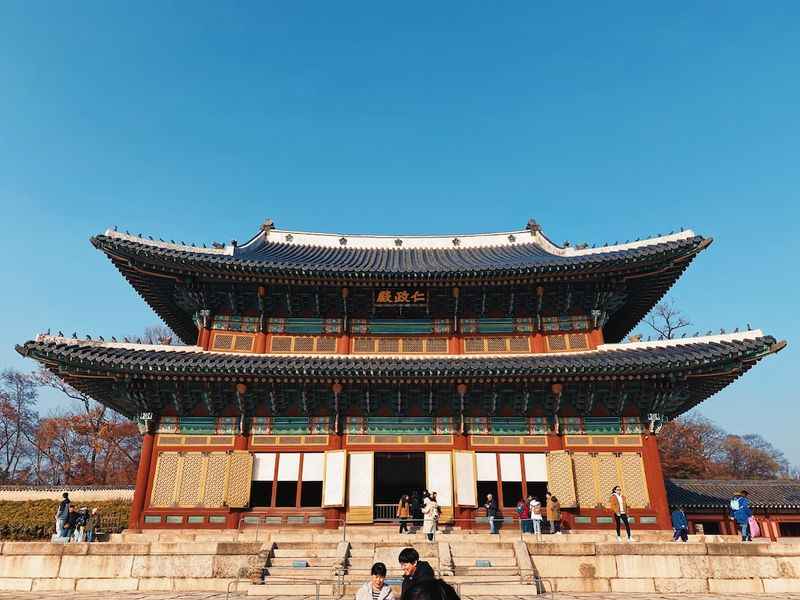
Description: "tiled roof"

(16, 332), (783, 418)
(667, 479), (800, 510)
(92, 228), (708, 281)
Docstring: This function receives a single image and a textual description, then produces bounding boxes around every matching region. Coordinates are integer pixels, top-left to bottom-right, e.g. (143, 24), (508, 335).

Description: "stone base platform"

(1, 529), (799, 594)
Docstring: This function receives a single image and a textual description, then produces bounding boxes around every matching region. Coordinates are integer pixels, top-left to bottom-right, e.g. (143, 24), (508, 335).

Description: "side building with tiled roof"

(667, 479), (800, 539)
(17, 220), (785, 532)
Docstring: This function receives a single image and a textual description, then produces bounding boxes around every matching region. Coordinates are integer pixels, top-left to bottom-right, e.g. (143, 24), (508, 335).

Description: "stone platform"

(1, 528), (799, 595)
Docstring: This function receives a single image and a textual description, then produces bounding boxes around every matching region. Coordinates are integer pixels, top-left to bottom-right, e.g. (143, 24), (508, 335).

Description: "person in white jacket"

(355, 562), (396, 600)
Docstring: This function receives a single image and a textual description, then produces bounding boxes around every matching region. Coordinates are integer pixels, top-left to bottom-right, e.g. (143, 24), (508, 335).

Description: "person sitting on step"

(356, 562), (396, 600)
(399, 547), (435, 596)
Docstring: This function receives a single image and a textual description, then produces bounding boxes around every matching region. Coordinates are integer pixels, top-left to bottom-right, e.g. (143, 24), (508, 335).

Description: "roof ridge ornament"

(526, 219), (542, 233)
(261, 219), (276, 234)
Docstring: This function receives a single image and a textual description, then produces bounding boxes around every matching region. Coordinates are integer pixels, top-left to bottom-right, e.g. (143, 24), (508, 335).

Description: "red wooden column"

(642, 433), (671, 529)
(129, 430), (156, 530)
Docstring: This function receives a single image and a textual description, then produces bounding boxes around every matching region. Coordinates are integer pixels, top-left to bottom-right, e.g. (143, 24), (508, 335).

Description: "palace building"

(17, 220), (784, 531)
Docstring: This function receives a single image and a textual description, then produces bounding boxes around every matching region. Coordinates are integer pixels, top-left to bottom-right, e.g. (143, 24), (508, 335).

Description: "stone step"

(451, 546), (515, 556)
(454, 566), (520, 576)
(264, 567), (338, 577)
(453, 556), (517, 567)
(270, 557), (340, 567)
(271, 541), (340, 550)
(348, 547), (375, 557)
(272, 548), (340, 558)
(249, 583), (335, 596)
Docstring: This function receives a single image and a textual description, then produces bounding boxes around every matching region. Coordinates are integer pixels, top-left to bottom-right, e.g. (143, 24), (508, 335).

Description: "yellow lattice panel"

(211, 332), (255, 353)
(573, 453), (598, 508)
(203, 452), (229, 508)
(621, 452), (650, 509)
(225, 451), (253, 508)
(596, 453), (620, 508)
(464, 336), (531, 354)
(150, 452), (180, 507)
(270, 335), (339, 353)
(545, 333), (590, 352)
(177, 452), (206, 506)
(546, 451), (576, 508)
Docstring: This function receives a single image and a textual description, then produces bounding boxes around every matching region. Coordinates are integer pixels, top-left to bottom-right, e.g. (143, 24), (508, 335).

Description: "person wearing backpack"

(730, 490), (753, 541)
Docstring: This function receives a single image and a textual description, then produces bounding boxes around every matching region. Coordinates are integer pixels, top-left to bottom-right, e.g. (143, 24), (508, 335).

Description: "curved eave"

(90, 233), (711, 345)
(17, 333), (784, 419)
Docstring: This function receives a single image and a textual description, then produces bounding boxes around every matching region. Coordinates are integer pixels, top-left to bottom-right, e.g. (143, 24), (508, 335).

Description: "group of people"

(488, 485), (633, 541)
(396, 491), (440, 541)
(355, 548), (459, 600)
(511, 492), (562, 535)
(54, 492), (101, 543)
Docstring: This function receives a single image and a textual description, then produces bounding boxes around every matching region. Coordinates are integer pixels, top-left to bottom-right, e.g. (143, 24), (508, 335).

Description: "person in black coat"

(410, 491), (422, 531)
(399, 547), (435, 596)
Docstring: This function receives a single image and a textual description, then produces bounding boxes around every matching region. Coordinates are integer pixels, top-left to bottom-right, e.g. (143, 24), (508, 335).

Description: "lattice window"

(177, 453), (205, 506)
(569, 333), (588, 349)
(225, 451), (253, 508)
(203, 453), (228, 508)
(211, 332), (255, 353)
(271, 336), (292, 352)
(270, 335), (337, 353)
(211, 333), (234, 351)
(545, 333), (591, 352)
(596, 453), (620, 508)
(353, 337), (375, 353)
(426, 338), (448, 353)
(150, 452), (180, 507)
(317, 337), (337, 352)
(378, 338), (400, 353)
(509, 336), (530, 352)
(464, 338), (485, 353)
(487, 337), (506, 353)
(294, 336), (314, 352)
(233, 335), (255, 352)
(403, 337), (424, 353)
(546, 335), (567, 351)
(573, 452), (597, 508)
(621, 452), (649, 508)
(463, 336), (532, 354)
(546, 452), (576, 508)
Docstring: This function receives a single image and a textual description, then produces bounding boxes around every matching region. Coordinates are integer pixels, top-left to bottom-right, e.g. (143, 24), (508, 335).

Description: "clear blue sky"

(1, 3), (797, 460)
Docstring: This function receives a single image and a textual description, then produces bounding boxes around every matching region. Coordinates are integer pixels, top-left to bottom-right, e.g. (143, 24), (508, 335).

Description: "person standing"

(529, 496), (543, 536)
(516, 496), (531, 533)
(550, 496), (562, 534)
(55, 492), (70, 538)
(85, 508), (99, 543)
(672, 506), (689, 542)
(731, 490), (753, 542)
(355, 562), (396, 600)
(410, 491), (422, 532)
(610, 486), (633, 542)
(61, 505), (78, 540)
(484, 493), (499, 534)
(422, 491), (439, 542)
(545, 492), (554, 534)
(397, 495), (411, 534)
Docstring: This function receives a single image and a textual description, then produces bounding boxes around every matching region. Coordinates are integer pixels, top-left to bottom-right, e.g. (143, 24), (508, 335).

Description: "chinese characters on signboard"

(374, 289), (428, 307)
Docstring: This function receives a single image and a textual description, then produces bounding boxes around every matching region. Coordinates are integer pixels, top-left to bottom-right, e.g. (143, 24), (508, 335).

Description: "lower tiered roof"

(17, 331), (784, 420)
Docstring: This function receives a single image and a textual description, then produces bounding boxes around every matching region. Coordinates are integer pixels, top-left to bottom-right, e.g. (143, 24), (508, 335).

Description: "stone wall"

(0, 486), (134, 502)
(0, 540), (263, 592)
(526, 541), (800, 593)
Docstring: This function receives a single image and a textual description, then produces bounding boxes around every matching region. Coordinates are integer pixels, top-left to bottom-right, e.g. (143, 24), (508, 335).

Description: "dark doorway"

(779, 522), (800, 537)
(373, 452), (426, 504)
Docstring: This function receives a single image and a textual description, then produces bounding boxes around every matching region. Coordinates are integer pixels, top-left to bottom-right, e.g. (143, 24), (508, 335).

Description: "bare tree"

(139, 324), (182, 345)
(0, 370), (38, 482)
(645, 298), (691, 339)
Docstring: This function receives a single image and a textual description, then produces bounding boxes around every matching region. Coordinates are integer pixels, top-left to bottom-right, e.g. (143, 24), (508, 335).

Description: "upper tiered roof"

(92, 221), (708, 281)
(91, 221), (711, 344)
